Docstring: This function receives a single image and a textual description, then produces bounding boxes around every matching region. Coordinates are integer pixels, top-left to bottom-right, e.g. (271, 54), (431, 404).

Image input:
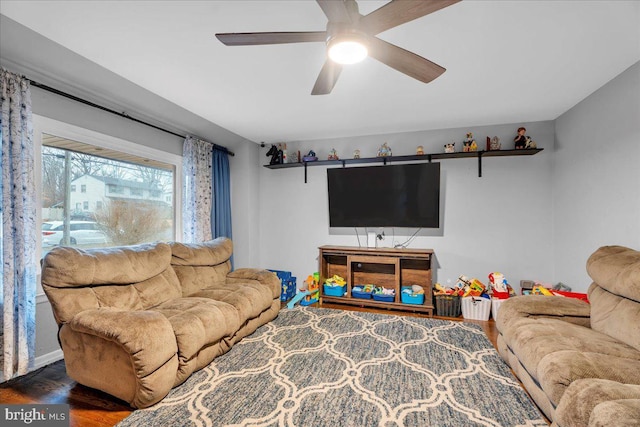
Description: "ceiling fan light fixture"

(328, 37), (368, 65)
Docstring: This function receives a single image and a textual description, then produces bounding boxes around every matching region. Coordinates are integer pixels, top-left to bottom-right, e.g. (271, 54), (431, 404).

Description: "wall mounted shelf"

(264, 148), (543, 182)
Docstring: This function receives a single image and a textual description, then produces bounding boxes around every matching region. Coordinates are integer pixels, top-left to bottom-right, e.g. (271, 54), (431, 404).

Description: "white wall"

(258, 121), (555, 291)
(553, 61), (640, 292)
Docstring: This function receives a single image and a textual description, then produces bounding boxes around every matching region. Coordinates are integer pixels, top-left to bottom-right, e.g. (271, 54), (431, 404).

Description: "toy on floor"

(299, 273), (320, 306)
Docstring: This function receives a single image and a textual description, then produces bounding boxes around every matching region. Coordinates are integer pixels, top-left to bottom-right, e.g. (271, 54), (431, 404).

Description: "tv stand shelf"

(265, 148), (543, 181)
(319, 245), (434, 315)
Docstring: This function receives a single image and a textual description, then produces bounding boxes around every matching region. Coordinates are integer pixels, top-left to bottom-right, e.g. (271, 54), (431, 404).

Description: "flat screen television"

(327, 162), (440, 228)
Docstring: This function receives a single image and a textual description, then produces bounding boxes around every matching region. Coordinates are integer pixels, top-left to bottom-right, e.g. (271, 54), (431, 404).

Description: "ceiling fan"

(215, 0), (461, 95)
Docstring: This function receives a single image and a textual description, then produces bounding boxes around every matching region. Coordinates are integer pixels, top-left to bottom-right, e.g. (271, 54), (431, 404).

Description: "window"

(108, 184), (124, 194)
(36, 116), (182, 256)
(130, 188), (143, 197)
(71, 185), (76, 192)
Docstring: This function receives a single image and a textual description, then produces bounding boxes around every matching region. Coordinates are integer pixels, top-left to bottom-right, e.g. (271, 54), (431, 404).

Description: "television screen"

(327, 162), (440, 228)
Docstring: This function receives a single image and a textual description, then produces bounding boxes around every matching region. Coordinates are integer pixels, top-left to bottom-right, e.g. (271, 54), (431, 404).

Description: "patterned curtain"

(1, 68), (37, 381)
(182, 136), (213, 243)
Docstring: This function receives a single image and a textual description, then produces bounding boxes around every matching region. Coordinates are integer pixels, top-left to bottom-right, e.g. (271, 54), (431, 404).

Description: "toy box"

(461, 296), (491, 321)
(401, 287), (425, 305)
(323, 283), (347, 297)
(491, 298), (507, 320)
(352, 285), (373, 299)
(269, 269), (296, 302)
(435, 294), (461, 317)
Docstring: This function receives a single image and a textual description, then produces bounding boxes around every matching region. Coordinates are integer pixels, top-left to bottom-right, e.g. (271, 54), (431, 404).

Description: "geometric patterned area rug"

(117, 307), (547, 427)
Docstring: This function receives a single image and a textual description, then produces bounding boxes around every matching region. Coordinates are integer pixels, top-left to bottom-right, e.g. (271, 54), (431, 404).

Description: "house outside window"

(37, 116), (181, 256)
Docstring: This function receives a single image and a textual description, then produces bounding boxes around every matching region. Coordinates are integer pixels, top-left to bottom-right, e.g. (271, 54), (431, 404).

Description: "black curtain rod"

(30, 80), (235, 157)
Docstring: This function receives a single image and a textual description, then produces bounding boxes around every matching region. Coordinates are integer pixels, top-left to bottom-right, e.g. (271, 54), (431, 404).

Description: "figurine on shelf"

(353, 149), (361, 159)
(514, 127), (528, 149)
(490, 136), (501, 151)
(327, 148), (339, 160)
(463, 132), (476, 152)
(377, 142), (392, 157)
(302, 150), (318, 162)
(289, 150), (300, 163)
(444, 142), (455, 153)
(525, 136), (537, 149)
(281, 143), (288, 163)
(266, 144), (283, 165)
(416, 145), (425, 155)
(469, 140), (478, 152)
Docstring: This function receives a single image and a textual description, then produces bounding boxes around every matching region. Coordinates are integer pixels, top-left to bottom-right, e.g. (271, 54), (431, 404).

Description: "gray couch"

(42, 237), (280, 408)
(496, 245), (640, 426)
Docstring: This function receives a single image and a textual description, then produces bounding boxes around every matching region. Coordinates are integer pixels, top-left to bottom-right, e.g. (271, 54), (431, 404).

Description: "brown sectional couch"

(42, 237), (280, 408)
(496, 245), (640, 426)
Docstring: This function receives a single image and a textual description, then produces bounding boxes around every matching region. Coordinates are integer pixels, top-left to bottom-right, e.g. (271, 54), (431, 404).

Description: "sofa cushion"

(190, 280), (275, 324)
(537, 350), (640, 406)
(588, 399), (640, 427)
(152, 297), (240, 361)
(502, 317), (639, 384)
(586, 245), (640, 352)
(171, 239), (232, 296)
(588, 282), (640, 352)
(554, 379), (640, 427)
(151, 297), (241, 383)
(42, 243), (182, 324)
(42, 242), (173, 287)
(587, 245), (640, 303)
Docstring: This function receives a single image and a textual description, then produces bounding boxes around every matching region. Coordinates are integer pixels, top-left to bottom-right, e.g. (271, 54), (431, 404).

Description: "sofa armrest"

(61, 308), (179, 407)
(496, 295), (591, 333)
(68, 308), (178, 376)
(227, 268), (281, 298)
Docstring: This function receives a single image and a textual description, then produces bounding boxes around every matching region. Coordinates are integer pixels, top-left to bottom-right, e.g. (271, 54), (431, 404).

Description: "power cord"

(394, 228), (422, 248)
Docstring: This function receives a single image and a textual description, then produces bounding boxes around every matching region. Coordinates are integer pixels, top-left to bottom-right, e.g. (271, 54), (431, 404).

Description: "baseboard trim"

(34, 349), (64, 370)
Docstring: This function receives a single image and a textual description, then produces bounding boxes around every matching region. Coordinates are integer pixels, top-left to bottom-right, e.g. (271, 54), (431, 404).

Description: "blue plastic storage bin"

(323, 283), (346, 297)
(372, 293), (395, 302)
(401, 287), (425, 305)
(352, 286), (372, 299)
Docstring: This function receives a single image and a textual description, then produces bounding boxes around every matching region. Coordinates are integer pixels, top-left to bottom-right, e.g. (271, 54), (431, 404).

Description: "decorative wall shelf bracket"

(265, 148), (543, 182)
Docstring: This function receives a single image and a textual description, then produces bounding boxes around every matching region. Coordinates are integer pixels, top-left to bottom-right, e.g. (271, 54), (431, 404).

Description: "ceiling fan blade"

(316, 0), (353, 23)
(367, 37), (445, 84)
(361, 0), (461, 35)
(311, 60), (343, 95)
(216, 31), (327, 46)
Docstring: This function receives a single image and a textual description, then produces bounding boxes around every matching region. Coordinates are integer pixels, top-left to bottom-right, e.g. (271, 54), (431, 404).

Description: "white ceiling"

(1, 1), (639, 144)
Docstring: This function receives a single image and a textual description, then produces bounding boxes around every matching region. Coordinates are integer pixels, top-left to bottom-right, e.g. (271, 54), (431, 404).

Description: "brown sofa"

(496, 245), (640, 426)
(41, 237), (280, 408)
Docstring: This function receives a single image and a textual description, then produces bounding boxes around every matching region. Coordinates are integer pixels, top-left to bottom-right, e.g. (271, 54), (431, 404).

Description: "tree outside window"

(41, 136), (175, 252)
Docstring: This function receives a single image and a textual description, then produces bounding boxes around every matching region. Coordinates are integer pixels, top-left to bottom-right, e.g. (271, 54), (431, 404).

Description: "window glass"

(41, 133), (176, 255)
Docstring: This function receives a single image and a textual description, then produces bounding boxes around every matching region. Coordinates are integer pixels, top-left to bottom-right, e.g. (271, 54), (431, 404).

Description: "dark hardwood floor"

(0, 303), (499, 427)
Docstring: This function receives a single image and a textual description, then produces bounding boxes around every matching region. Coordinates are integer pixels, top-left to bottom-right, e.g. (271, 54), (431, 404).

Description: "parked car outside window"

(41, 220), (109, 247)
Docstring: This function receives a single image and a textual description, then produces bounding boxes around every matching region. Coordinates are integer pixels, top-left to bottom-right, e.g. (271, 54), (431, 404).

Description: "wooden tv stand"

(319, 245), (434, 315)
